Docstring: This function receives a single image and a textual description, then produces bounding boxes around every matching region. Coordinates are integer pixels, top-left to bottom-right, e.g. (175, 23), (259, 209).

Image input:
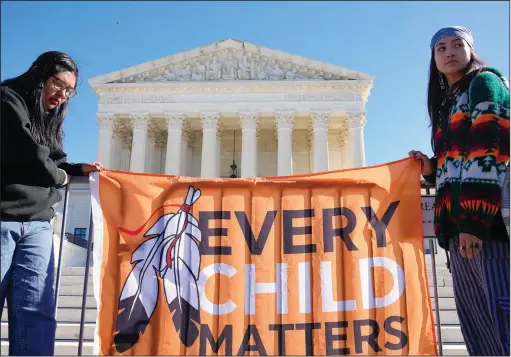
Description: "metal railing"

(45, 178), (444, 355)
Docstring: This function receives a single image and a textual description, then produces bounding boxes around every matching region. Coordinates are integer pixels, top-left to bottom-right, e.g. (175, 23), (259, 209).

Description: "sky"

(1, 1), (509, 167)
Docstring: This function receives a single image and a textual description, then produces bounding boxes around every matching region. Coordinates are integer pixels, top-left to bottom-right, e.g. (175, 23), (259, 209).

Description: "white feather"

(119, 253), (160, 318)
(144, 213), (173, 236)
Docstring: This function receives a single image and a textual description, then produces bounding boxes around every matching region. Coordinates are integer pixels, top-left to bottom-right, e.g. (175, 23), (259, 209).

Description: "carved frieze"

(111, 49), (356, 84)
(96, 83), (369, 96)
(99, 90), (365, 105)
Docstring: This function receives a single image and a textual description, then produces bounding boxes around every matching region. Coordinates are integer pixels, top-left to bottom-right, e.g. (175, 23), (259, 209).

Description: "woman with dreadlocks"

(1, 51), (103, 355)
(409, 26), (510, 355)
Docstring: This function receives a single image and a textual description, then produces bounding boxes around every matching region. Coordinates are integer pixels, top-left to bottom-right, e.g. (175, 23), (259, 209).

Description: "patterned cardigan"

(424, 67), (510, 249)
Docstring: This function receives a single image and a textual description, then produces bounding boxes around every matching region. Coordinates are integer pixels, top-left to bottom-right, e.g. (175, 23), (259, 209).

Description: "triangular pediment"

(89, 39), (373, 86)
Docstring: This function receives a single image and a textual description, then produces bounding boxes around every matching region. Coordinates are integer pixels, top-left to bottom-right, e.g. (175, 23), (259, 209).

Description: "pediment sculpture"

(114, 50), (355, 83)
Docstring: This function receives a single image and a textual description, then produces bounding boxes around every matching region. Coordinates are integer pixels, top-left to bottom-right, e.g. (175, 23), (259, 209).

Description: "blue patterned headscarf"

(430, 26), (474, 51)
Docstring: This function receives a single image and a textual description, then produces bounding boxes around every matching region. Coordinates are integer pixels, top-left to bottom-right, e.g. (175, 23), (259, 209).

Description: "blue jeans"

(1, 220), (56, 356)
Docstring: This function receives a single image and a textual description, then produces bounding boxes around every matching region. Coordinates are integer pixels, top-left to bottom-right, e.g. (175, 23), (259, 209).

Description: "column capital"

(154, 131), (167, 150)
(164, 112), (185, 131)
(217, 124), (225, 140)
(182, 121), (191, 138)
(131, 112), (151, 131)
(97, 113), (115, 130)
(187, 131), (197, 149)
(182, 129), (191, 147)
(337, 118), (350, 150)
(311, 111), (331, 130)
(113, 121), (133, 149)
(307, 127), (313, 149)
(347, 112), (366, 129)
(200, 112), (220, 131)
(239, 111), (259, 131)
(275, 111), (295, 131)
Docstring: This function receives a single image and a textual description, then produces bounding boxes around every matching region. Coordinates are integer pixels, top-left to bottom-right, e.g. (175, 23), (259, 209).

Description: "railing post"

(78, 211), (94, 356)
(429, 238), (443, 355)
(54, 184), (70, 317)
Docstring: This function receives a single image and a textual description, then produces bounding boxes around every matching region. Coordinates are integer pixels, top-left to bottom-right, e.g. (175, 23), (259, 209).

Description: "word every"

(198, 201), (400, 255)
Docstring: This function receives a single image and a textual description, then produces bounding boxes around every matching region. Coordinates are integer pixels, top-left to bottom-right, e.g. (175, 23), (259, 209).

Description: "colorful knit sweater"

(424, 67), (510, 249)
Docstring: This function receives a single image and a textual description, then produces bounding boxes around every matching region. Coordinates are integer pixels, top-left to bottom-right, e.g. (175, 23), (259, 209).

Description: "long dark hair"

(1, 51), (79, 151)
(427, 49), (485, 152)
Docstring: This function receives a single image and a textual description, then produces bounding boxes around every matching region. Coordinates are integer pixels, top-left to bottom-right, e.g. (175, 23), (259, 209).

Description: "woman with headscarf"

(409, 26), (510, 355)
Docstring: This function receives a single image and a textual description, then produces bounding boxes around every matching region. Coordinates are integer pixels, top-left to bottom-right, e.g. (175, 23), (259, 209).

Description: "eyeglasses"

(51, 76), (77, 98)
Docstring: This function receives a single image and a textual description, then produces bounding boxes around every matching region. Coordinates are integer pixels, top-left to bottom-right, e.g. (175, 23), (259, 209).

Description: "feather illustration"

(114, 235), (162, 352)
(160, 187), (202, 347)
(114, 186), (203, 352)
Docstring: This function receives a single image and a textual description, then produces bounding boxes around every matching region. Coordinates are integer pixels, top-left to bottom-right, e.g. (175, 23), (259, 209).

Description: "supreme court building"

(90, 39), (373, 177)
(57, 39), (374, 248)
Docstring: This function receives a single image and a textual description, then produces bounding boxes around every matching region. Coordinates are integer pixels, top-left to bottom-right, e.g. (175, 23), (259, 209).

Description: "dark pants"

(449, 236), (510, 356)
(1, 220), (56, 356)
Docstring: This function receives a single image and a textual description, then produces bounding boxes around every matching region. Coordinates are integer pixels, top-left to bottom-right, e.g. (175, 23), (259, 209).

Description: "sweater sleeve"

(458, 72), (510, 239)
(49, 149), (86, 176)
(423, 156), (437, 185)
(59, 162), (85, 176)
(1, 87), (68, 187)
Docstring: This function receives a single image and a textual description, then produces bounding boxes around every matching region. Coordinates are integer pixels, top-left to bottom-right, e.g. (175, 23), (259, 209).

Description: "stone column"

(146, 127), (157, 173)
(154, 130), (167, 174)
(348, 112), (367, 167)
(96, 113), (115, 168)
(129, 112), (150, 173)
(275, 111), (295, 176)
(239, 111), (259, 178)
(164, 112), (185, 175)
(311, 111), (330, 172)
(121, 133), (133, 171)
(180, 123), (192, 176)
(215, 125), (224, 178)
(200, 112), (220, 178)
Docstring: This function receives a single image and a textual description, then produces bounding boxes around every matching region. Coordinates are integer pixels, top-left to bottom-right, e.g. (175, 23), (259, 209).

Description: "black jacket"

(1, 85), (84, 222)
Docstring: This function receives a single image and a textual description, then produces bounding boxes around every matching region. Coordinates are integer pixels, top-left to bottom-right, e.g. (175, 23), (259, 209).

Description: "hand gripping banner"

(89, 158), (437, 355)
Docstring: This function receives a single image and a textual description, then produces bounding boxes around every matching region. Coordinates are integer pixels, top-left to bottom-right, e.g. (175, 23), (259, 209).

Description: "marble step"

(1, 322), (94, 341)
(430, 286), (454, 298)
(57, 274), (453, 287)
(2, 307), (97, 323)
(54, 275), (92, 286)
(0, 340), (467, 356)
(3, 312), (456, 338)
(58, 284), (94, 296)
(56, 267), (94, 276)
(3, 304), (459, 328)
(54, 279), (453, 294)
(1, 340), (93, 355)
(51, 285), (455, 301)
(442, 344), (468, 356)
(1, 323), (467, 345)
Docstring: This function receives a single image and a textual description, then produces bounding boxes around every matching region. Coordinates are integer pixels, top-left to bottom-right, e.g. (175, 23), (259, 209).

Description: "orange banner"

(89, 158), (437, 355)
